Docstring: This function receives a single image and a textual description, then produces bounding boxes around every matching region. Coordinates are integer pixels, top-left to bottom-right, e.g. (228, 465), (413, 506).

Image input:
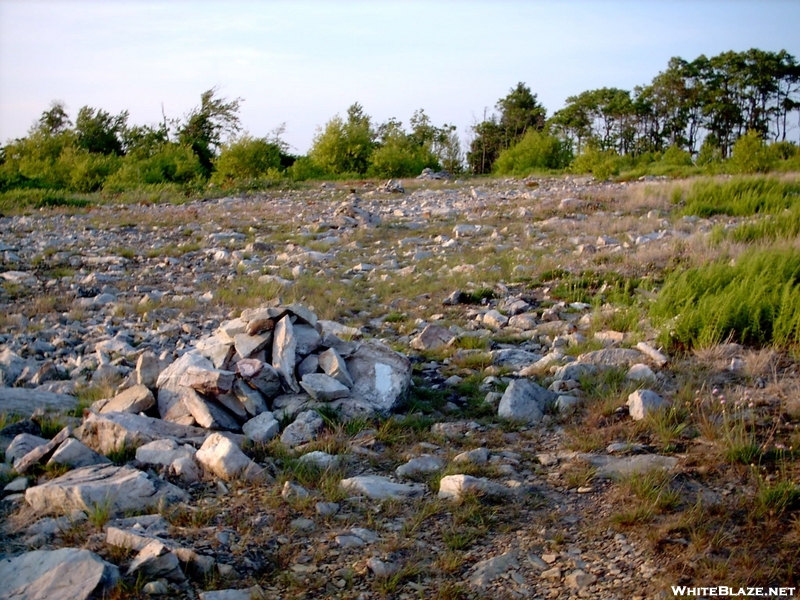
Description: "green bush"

(211, 136), (282, 186)
(729, 130), (778, 174)
(103, 144), (203, 192)
(652, 248), (800, 348)
(571, 146), (628, 180)
(0, 188), (90, 213)
(493, 130), (573, 175)
(287, 156), (330, 181)
(368, 132), (439, 178)
(661, 145), (694, 166)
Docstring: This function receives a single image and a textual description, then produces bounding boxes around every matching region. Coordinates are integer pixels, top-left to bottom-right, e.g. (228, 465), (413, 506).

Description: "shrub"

(103, 144), (203, 191)
(368, 132), (439, 178)
(570, 146), (627, 180)
(493, 130), (573, 175)
(210, 136), (282, 186)
(287, 156), (329, 181)
(652, 248), (800, 348)
(729, 130), (778, 174)
(661, 144), (694, 166)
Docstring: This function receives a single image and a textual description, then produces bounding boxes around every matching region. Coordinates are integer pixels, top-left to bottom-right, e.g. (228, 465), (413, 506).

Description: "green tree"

(493, 129), (572, 175)
(308, 103), (375, 175)
(177, 88), (242, 176)
(75, 106), (128, 155)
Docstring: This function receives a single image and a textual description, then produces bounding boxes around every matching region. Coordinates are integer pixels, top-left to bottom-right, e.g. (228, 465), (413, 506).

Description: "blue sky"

(2, 0), (799, 153)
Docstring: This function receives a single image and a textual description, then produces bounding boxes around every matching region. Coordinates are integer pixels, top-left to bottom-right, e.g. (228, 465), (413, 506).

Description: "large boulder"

(0, 387), (78, 418)
(346, 340), (411, 416)
(25, 464), (187, 515)
(0, 548), (119, 600)
(77, 411), (209, 454)
(156, 351), (215, 425)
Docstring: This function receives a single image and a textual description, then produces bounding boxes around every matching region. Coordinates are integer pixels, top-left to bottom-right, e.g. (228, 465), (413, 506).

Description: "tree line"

(0, 47), (798, 200)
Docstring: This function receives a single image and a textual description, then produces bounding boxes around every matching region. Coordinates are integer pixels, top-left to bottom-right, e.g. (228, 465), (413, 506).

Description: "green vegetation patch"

(652, 248), (800, 348)
(680, 177), (800, 218)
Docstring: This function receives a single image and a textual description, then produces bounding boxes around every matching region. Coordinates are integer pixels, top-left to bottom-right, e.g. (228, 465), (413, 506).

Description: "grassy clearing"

(680, 176), (800, 218)
(652, 247), (800, 348)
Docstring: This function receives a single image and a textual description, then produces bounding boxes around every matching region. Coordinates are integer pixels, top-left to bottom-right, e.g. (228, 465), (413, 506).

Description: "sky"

(2, 0), (800, 154)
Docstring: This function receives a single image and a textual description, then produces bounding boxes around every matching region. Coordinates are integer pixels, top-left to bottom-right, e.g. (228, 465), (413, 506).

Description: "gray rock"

(272, 316), (300, 393)
(300, 373), (350, 401)
(6, 433), (48, 465)
(294, 324), (322, 356)
(0, 548), (119, 600)
(498, 379), (556, 423)
(577, 348), (644, 367)
(453, 447), (490, 465)
(195, 334), (234, 369)
(552, 362), (597, 381)
(25, 464), (187, 514)
(48, 438), (110, 468)
(438, 474), (518, 501)
(627, 389), (668, 420)
(490, 348), (543, 370)
(76, 412), (209, 454)
(195, 432), (264, 481)
(127, 539), (185, 582)
(236, 360), (282, 402)
(179, 366), (235, 395)
(483, 309), (509, 329)
(199, 588), (263, 600)
(14, 426), (71, 473)
(136, 351), (162, 388)
(340, 475), (426, 500)
(636, 341), (668, 367)
(233, 332), (272, 359)
(99, 384), (155, 415)
(297, 354), (320, 377)
(231, 379), (269, 417)
(280, 409), (324, 448)
(395, 455), (444, 478)
(135, 439), (196, 467)
(317, 348), (354, 388)
(578, 453), (679, 479)
(214, 392), (248, 420)
(181, 388), (240, 431)
(0, 347), (29, 386)
(242, 411), (280, 444)
(345, 340), (411, 416)
(410, 324), (455, 351)
(626, 363), (657, 383)
(469, 550), (519, 588)
(0, 387), (78, 418)
(555, 395), (581, 413)
(298, 450), (339, 469)
(156, 351), (215, 425)
(566, 569), (597, 590)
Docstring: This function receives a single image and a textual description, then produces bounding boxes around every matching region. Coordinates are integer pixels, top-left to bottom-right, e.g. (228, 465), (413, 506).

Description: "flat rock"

(300, 373), (350, 401)
(14, 426), (71, 473)
(234, 332), (272, 359)
(340, 475), (426, 500)
(395, 455), (444, 478)
(25, 464), (187, 514)
(469, 549), (519, 588)
(578, 453), (679, 479)
(181, 388), (240, 431)
(294, 324), (322, 356)
(195, 334), (234, 369)
(77, 411), (209, 454)
(127, 539), (184, 582)
(47, 438), (110, 468)
(577, 348), (644, 367)
(236, 360), (282, 402)
(0, 548), (119, 600)
(490, 348), (543, 370)
(438, 474), (518, 500)
(179, 366), (235, 395)
(135, 438), (196, 467)
(6, 433), (48, 465)
(99, 384), (155, 415)
(0, 387), (78, 418)
(272, 316), (300, 393)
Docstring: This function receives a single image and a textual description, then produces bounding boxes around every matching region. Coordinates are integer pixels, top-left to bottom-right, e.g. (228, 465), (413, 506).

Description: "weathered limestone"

(242, 411), (280, 444)
(77, 411), (209, 454)
(0, 548), (119, 600)
(25, 464), (187, 514)
(0, 387), (79, 418)
(300, 373), (350, 401)
(99, 384), (155, 414)
(498, 379), (556, 424)
(272, 316), (300, 393)
(627, 389), (668, 420)
(195, 432), (264, 481)
(340, 475), (426, 500)
(346, 340), (411, 416)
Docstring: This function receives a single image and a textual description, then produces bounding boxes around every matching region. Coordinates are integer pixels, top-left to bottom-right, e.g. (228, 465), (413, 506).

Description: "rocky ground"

(1, 175), (799, 600)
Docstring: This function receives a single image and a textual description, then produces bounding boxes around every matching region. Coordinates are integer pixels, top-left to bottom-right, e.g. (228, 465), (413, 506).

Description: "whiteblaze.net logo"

(671, 587), (796, 597)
